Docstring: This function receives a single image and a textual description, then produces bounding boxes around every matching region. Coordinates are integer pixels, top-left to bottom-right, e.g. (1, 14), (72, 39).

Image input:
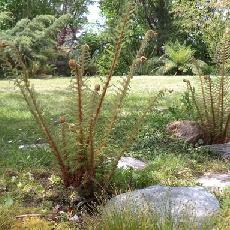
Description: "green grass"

(1, 76), (230, 229)
(0, 76), (194, 93)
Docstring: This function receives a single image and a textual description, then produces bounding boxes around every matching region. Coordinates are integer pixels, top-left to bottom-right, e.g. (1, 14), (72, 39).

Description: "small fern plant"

(183, 28), (230, 144)
(1, 2), (163, 198)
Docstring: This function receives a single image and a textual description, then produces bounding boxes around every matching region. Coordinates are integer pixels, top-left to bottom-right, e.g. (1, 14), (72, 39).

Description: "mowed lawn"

(0, 76), (229, 187)
(0, 75), (193, 93)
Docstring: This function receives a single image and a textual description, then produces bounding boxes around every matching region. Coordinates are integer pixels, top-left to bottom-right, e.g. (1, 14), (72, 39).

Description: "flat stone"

(19, 143), (50, 151)
(197, 173), (230, 192)
(105, 185), (220, 227)
(205, 143), (230, 159)
(117, 157), (146, 170)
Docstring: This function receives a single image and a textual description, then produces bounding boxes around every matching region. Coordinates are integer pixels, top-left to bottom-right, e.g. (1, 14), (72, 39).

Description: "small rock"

(105, 185), (220, 227)
(117, 157), (146, 170)
(197, 173), (230, 192)
(167, 120), (203, 144)
(154, 106), (168, 113)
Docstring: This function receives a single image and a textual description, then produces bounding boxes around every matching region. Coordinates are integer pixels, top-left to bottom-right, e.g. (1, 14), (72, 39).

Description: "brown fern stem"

(217, 32), (228, 133)
(184, 80), (205, 126)
(94, 31), (155, 157)
(193, 59), (209, 120)
(207, 76), (216, 136)
(90, 5), (133, 133)
(26, 86), (69, 184)
(15, 51), (70, 185)
(75, 68), (84, 145)
(85, 88), (100, 184)
(61, 121), (67, 160)
(85, 7), (133, 174)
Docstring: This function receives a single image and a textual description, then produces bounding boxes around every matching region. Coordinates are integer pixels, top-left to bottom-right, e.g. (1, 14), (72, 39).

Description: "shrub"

(183, 28), (230, 144)
(0, 204), (41, 230)
(1, 2), (163, 198)
(0, 12), (13, 30)
(0, 205), (19, 230)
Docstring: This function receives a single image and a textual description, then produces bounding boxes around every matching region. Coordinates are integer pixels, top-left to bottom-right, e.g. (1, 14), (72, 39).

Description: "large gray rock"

(105, 186), (219, 227)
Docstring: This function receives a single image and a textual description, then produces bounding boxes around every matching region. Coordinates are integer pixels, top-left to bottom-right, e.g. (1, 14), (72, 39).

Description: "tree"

(172, 0), (230, 63)
(0, 14), (71, 78)
(98, 0), (177, 74)
(0, 0), (56, 22)
(138, 0), (174, 55)
(0, 0), (91, 44)
(100, 0), (174, 54)
(0, 0), (90, 25)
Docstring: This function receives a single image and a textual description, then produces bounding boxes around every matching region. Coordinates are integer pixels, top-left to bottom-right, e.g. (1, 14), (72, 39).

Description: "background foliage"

(1, 0), (229, 77)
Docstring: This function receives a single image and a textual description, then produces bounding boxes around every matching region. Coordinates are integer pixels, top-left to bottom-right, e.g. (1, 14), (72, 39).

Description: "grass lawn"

(0, 76), (230, 228)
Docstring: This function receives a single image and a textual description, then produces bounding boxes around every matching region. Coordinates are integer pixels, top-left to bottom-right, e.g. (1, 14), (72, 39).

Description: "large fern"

(1, 3), (163, 198)
(183, 28), (230, 144)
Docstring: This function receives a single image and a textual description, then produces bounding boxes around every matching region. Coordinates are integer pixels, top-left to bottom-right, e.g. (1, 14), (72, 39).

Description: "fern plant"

(183, 28), (230, 144)
(158, 41), (204, 75)
(1, 3), (163, 198)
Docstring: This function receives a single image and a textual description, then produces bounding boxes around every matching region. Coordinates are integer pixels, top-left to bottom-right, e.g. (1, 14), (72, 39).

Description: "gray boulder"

(105, 186), (219, 227)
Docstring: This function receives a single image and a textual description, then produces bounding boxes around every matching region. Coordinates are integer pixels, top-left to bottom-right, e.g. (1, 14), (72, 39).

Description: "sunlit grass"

(0, 75), (195, 93)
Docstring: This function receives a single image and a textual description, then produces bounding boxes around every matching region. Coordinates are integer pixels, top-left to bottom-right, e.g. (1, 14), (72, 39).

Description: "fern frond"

(95, 30), (157, 157)
(106, 90), (165, 185)
(90, 2), (136, 130)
